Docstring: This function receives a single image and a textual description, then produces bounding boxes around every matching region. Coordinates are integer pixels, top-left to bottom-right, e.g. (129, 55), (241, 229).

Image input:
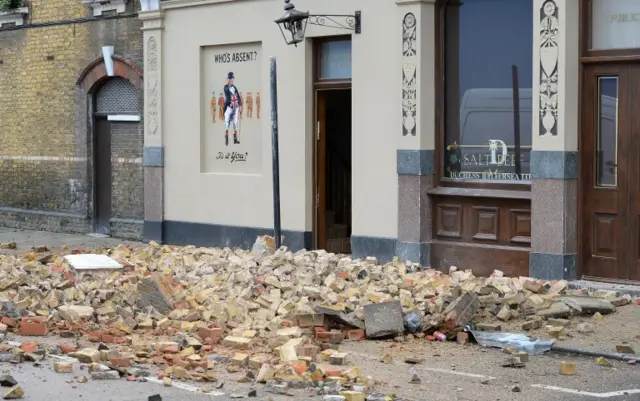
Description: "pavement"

(2, 228), (640, 400)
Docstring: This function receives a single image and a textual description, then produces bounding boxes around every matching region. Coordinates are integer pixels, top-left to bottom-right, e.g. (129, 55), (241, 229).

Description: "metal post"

(269, 57), (282, 249)
(511, 64), (522, 178)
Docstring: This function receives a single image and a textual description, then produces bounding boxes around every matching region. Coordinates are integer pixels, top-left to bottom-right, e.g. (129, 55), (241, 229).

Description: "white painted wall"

(161, 0), (398, 238)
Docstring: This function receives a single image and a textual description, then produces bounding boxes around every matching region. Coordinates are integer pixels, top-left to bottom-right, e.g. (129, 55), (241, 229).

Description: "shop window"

(442, 0), (533, 183)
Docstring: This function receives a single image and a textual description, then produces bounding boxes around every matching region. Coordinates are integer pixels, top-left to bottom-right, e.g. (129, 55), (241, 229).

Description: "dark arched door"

(93, 77), (140, 235)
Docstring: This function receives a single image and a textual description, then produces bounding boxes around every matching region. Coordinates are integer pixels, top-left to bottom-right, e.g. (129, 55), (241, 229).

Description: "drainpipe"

(102, 46), (115, 77)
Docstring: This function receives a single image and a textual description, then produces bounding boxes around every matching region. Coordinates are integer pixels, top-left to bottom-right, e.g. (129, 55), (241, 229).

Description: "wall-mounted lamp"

(274, 0), (361, 46)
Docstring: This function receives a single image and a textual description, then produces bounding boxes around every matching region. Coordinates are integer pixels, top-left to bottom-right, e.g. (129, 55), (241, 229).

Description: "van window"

(443, 0), (534, 182)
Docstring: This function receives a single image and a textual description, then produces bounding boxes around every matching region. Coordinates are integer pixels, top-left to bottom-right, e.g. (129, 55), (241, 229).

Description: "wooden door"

(315, 90), (327, 250)
(94, 118), (112, 235)
(582, 64), (640, 281)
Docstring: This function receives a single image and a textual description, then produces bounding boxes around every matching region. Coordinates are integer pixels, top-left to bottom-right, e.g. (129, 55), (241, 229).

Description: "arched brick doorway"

(77, 57), (144, 238)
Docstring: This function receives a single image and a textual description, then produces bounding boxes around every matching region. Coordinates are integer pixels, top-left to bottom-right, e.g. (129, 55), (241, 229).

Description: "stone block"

(137, 274), (175, 314)
(476, 323), (501, 331)
(363, 301), (404, 338)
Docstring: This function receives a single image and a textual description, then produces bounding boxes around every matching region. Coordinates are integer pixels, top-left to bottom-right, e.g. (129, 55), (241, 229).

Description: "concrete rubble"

(0, 237), (634, 399)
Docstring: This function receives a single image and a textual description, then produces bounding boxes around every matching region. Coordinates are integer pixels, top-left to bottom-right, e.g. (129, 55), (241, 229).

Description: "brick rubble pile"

(0, 238), (629, 400)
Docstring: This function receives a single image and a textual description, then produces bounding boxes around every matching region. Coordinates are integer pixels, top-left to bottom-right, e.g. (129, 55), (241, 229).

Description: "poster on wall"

(201, 42), (262, 174)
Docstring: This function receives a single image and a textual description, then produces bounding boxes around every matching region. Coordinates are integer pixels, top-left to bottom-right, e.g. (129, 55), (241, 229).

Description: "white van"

(455, 88), (616, 184)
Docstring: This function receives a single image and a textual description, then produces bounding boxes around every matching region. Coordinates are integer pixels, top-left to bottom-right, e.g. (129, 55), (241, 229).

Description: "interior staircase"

(325, 211), (351, 254)
(324, 147), (352, 254)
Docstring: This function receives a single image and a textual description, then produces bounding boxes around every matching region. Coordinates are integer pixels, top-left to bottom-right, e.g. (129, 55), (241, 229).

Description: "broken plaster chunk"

(616, 344), (635, 354)
(547, 318), (570, 327)
(547, 326), (564, 339)
(2, 386), (24, 400)
(232, 353), (249, 367)
(476, 323), (501, 332)
(90, 370), (120, 380)
(339, 391), (366, 401)
(522, 319), (542, 331)
(54, 361), (74, 374)
(222, 336), (252, 349)
(329, 352), (348, 365)
(277, 326), (303, 338)
(75, 348), (101, 363)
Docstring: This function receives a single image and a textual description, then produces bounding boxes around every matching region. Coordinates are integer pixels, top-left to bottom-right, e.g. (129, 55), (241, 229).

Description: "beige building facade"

(138, 0), (640, 282)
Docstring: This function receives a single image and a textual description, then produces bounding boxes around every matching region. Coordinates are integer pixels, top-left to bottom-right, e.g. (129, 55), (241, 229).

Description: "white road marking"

(532, 384), (640, 398)
(145, 377), (225, 396)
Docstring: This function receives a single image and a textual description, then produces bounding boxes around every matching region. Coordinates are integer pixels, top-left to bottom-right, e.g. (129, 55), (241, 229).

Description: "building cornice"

(82, 0), (128, 16)
(0, 7), (28, 28)
(395, 0), (436, 5)
(161, 0), (266, 11)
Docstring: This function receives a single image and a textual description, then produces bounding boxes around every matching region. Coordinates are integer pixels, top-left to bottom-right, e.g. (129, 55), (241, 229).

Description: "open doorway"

(315, 89), (352, 254)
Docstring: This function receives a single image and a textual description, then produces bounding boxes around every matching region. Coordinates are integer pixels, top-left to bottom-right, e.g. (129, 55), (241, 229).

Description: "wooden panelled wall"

(430, 195), (531, 277)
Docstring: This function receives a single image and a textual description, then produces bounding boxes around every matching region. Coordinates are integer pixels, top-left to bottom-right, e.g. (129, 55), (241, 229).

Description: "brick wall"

(0, 0), (144, 238)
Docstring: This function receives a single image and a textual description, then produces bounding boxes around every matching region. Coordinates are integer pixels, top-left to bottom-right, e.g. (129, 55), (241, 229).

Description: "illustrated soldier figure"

(210, 90), (217, 123)
(217, 92), (225, 122)
(256, 92), (261, 119)
(245, 92), (253, 118)
(223, 72), (242, 146)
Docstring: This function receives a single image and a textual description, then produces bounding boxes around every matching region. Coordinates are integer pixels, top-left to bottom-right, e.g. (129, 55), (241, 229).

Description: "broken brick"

(456, 332), (469, 345)
(197, 327), (223, 344)
(316, 331), (343, 344)
(20, 343), (37, 353)
(109, 358), (132, 368)
(347, 329), (365, 341)
(18, 317), (48, 336)
(58, 344), (77, 354)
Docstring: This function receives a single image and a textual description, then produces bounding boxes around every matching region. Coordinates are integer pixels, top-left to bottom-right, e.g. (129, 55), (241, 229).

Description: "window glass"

(591, 0), (640, 51)
(319, 40), (352, 80)
(444, 0), (533, 182)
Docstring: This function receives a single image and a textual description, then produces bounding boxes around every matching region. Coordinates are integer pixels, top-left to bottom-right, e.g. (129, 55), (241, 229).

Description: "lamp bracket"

(307, 11), (361, 34)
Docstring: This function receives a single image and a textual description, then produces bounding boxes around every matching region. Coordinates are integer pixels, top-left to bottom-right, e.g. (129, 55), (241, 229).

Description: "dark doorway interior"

(94, 118), (112, 235)
(322, 89), (352, 254)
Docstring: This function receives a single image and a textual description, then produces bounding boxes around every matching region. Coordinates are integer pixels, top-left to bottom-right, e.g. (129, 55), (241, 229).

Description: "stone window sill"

(427, 186), (531, 200)
(82, 0), (128, 16)
(0, 7), (28, 28)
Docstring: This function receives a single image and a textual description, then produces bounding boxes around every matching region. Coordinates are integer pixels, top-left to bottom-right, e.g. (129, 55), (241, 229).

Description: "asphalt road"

(2, 344), (640, 401)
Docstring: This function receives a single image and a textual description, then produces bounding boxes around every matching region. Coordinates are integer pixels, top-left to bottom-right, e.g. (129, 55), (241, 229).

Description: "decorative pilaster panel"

(396, 0), (436, 267)
(530, 0), (579, 280)
(539, 0), (559, 137)
(140, 8), (164, 243)
(402, 12), (417, 136)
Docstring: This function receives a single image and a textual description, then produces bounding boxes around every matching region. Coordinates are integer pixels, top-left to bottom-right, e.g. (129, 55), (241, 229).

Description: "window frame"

(580, 0), (640, 62)
(313, 35), (353, 89)
(434, 0), (531, 191)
